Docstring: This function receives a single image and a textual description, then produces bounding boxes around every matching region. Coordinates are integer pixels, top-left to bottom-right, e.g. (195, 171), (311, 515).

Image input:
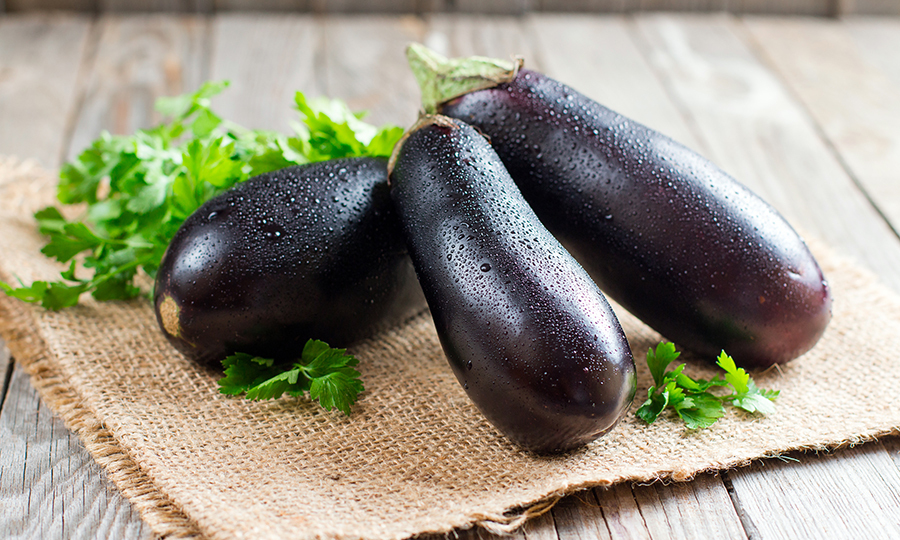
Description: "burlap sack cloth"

(2, 155), (900, 540)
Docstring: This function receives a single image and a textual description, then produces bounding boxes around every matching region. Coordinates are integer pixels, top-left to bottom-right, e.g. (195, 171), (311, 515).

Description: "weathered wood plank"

(4, 0), (95, 12)
(629, 474), (747, 539)
(743, 17), (900, 236)
(845, 17), (900, 90)
(552, 488), (625, 540)
(0, 14), (153, 540)
(98, 0), (213, 12)
(452, 525), (528, 540)
(633, 13), (900, 292)
(423, 13), (540, 69)
(9, 0), (895, 13)
(0, 13), (213, 540)
(522, 509), (558, 540)
(591, 483), (649, 540)
(66, 14), (210, 163)
(534, 0), (628, 12)
(527, 14), (699, 148)
(727, 444), (900, 539)
(527, 15), (750, 540)
(339, 13), (535, 540)
(208, 13), (322, 132)
(453, 0), (536, 14)
(423, 16), (616, 540)
(631, 13), (900, 539)
(838, 0), (900, 15)
(214, 0), (308, 11)
(735, 0), (831, 15)
(319, 15), (425, 129)
(0, 364), (153, 540)
(0, 14), (92, 168)
(309, 0), (417, 12)
(424, 13), (751, 540)
(882, 436), (900, 482)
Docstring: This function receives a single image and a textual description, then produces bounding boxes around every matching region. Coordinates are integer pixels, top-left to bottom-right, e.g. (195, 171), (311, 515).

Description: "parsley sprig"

(218, 340), (364, 416)
(636, 342), (779, 429)
(1, 81), (403, 310)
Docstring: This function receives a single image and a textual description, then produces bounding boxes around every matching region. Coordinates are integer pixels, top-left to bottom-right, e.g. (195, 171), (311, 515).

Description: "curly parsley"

(218, 340), (364, 416)
(1, 81), (403, 310)
(636, 342), (779, 429)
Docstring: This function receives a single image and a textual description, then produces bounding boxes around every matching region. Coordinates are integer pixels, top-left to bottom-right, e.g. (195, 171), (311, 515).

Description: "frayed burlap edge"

(0, 276), (203, 540)
(0, 157), (201, 539)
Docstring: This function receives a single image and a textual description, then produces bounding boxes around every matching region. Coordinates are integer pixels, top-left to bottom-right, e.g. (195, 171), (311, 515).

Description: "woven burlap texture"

(2, 156), (900, 540)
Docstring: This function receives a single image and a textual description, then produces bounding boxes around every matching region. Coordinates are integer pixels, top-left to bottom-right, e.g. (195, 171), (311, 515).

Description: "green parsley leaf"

(2, 81), (405, 310)
(646, 341), (679, 387)
(674, 392), (725, 430)
(218, 339), (363, 415)
(716, 351), (779, 415)
(636, 343), (779, 429)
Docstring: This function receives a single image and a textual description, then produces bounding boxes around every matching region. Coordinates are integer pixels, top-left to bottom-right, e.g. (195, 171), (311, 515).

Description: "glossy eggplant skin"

(154, 157), (425, 364)
(440, 69), (832, 368)
(389, 116), (636, 454)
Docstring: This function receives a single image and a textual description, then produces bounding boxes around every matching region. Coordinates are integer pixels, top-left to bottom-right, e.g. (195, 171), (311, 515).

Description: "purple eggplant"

(154, 157), (424, 364)
(408, 45), (831, 368)
(389, 115), (636, 454)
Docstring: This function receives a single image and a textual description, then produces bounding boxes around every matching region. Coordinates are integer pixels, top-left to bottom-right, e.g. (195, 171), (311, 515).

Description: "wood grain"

(98, 0), (213, 12)
(525, 16), (750, 540)
(535, 0), (629, 12)
(632, 13), (900, 539)
(0, 364), (153, 540)
(838, 0), (900, 15)
(309, 0), (416, 13)
(423, 13), (540, 69)
(65, 14), (211, 163)
(5, 0), (899, 13)
(208, 13), (322, 132)
(630, 474), (747, 539)
(727, 444), (900, 539)
(452, 525), (528, 540)
(522, 509), (558, 540)
(845, 17), (900, 90)
(214, 0), (309, 11)
(0, 14), (92, 168)
(425, 14), (754, 540)
(4, 0), (96, 12)
(527, 14), (699, 147)
(0, 13), (213, 540)
(452, 0), (536, 14)
(633, 14), (900, 292)
(320, 15), (425, 128)
(743, 17), (900, 235)
(590, 483), (650, 540)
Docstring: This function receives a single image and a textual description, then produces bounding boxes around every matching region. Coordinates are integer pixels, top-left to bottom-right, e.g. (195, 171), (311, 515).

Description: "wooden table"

(2, 11), (900, 540)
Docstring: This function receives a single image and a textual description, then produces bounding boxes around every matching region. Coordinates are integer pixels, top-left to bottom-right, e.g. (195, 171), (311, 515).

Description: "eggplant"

(389, 115), (636, 454)
(154, 157), (425, 364)
(408, 45), (831, 368)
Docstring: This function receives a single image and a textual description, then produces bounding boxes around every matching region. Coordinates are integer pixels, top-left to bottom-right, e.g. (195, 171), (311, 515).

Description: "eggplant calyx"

(406, 43), (522, 115)
(387, 114), (459, 178)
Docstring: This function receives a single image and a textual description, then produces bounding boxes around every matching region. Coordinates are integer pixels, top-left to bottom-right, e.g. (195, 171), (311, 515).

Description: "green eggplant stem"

(406, 43), (522, 115)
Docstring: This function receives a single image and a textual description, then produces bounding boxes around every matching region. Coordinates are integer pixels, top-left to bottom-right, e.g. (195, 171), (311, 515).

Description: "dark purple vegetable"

(412, 47), (831, 368)
(389, 115), (636, 454)
(154, 157), (425, 364)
